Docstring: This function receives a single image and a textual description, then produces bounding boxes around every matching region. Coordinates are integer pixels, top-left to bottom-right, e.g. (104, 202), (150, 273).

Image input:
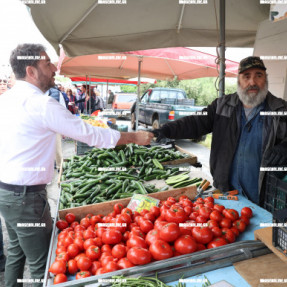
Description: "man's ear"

(26, 66), (37, 80)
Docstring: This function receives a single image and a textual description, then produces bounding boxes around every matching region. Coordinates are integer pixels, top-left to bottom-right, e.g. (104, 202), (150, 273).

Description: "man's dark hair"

(9, 44), (46, 79)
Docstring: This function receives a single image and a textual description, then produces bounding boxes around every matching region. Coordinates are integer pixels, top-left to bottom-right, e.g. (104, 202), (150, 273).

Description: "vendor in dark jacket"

(153, 56), (287, 206)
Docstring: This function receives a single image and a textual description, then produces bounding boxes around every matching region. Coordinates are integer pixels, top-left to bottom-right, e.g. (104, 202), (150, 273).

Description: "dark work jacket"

(161, 92), (287, 205)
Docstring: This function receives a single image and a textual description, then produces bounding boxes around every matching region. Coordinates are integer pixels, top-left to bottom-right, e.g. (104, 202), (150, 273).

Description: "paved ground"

(0, 120), (211, 286)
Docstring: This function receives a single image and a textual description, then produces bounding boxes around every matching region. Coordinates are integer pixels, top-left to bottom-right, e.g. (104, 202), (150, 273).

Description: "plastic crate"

(272, 209), (287, 256)
(75, 141), (94, 155)
(264, 172), (287, 213)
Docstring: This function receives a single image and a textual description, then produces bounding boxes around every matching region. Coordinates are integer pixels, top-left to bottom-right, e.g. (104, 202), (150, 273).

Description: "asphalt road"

(0, 119), (211, 286)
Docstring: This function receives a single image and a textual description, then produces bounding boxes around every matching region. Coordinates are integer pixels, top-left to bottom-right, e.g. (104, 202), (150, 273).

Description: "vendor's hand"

(135, 131), (154, 146)
(152, 129), (167, 142)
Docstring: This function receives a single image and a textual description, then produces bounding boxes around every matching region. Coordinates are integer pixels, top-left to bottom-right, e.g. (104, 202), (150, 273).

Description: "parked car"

(112, 92), (137, 118)
(130, 87), (206, 141)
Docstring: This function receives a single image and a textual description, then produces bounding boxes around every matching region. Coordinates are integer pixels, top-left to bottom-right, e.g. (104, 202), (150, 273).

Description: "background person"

(153, 56), (287, 206)
(0, 43), (153, 287)
(0, 77), (8, 95)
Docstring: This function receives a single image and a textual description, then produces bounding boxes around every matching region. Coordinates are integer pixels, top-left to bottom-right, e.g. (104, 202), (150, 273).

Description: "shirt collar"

(14, 80), (45, 95)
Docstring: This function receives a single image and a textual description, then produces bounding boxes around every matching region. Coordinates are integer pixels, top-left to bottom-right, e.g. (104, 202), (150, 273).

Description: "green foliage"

(120, 85), (137, 93)
(138, 78), (237, 106)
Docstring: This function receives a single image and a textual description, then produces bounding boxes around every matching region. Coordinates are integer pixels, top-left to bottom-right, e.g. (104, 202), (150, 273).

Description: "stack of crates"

(264, 172), (287, 256)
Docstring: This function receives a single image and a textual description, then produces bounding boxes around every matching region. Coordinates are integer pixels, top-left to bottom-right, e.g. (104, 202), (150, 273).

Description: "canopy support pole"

(219, 0), (226, 97)
(135, 57), (143, 131)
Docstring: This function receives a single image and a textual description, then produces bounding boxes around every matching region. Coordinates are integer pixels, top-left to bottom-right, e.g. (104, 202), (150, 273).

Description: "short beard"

(237, 80), (268, 108)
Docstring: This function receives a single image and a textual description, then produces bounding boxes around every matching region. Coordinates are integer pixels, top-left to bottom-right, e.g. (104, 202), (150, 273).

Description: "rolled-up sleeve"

(43, 98), (121, 148)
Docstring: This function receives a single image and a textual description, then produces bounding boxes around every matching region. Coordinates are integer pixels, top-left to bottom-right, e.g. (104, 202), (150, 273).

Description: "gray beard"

(237, 82), (268, 108)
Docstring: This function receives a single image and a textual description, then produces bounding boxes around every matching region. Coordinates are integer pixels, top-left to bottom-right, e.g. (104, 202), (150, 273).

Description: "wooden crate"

(162, 145), (197, 165)
(59, 184), (197, 221)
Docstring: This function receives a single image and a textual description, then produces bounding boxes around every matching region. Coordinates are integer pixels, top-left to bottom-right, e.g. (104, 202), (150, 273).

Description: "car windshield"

(116, 94), (137, 102)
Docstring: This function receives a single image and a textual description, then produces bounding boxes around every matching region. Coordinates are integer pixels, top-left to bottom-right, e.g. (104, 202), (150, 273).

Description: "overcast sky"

(0, 0), (253, 75)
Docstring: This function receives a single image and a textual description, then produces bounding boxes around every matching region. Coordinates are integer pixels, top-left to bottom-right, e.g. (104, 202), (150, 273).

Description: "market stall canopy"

(59, 47), (239, 80)
(27, 0), (269, 57)
(70, 77), (152, 85)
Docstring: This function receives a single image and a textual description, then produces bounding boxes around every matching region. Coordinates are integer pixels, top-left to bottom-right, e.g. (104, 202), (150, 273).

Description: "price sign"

(127, 194), (160, 212)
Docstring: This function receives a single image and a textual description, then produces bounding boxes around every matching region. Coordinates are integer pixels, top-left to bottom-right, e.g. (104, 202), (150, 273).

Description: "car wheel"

(152, 119), (160, 130)
(131, 112), (136, 130)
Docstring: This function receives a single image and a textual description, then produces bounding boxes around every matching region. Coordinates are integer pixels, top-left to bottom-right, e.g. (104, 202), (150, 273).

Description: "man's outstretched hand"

(152, 129), (167, 142)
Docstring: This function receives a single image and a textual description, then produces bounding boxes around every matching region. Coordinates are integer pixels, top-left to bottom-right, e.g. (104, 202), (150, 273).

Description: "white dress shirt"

(0, 80), (121, 185)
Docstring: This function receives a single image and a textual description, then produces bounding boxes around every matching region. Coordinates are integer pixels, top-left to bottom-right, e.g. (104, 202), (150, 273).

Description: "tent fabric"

(70, 77), (150, 85)
(27, 0), (269, 57)
(59, 47), (239, 80)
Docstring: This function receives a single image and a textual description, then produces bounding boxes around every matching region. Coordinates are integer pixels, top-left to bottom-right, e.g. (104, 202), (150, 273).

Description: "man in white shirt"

(0, 43), (153, 287)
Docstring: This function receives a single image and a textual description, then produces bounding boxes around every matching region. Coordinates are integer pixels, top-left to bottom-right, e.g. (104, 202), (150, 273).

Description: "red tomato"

(145, 229), (161, 246)
(80, 218), (91, 229)
(55, 252), (69, 262)
(179, 195), (189, 202)
(100, 251), (112, 260)
(112, 244), (126, 259)
(193, 204), (204, 212)
(195, 198), (204, 204)
(139, 219), (154, 234)
(127, 247), (152, 265)
(53, 274), (67, 284)
(189, 212), (199, 220)
(149, 240), (173, 260)
(83, 238), (97, 250)
(225, 209), (239, 222)
(207, 220), (219, 228)
(65, 213), (76, 224)
(210, 210), (223, 222)
(86, 245), (101, 260)
(90, 215), (102, 225)
(241, 207), (253, 218)
(77, 256), (92, 271)
(117, 257), (135, 269)
(192, 227), (213, 244)
(230, 227), (240, 237)
(181, 198), (193, 208)
(67, 244), (80, 258)
(105, 261), (120, 272)
(70, 221), (79, 229)
(220, 218), (232, 229)
(56, 246), (66, 255)
(101, 244), (112, 253)
(179, 220), (194, 236)
(167, 196), (177, 205)
(204, 202), (214, 209)
(222, 208), (229, 217)
(102, 229), (122, 245)
(240, 215), (250, 226)
(197, 243), (206, 251)
(75, 271), (91, 279)
(90, 261), (102, 275)
(222, 228), (236, 243)
(140, 209), (150, 217)
(74, 253), (87, 262)
(199, 206), (212, 219)
(96, 227), (106, 238)
(150, 206), (160, 218)
(114, 203), (124, 214)
(204, 196), (214, 204)
(144, 212), (156, 222)
(195, 215), (207, 224)
(101, 255), (114, 266)
(211, 227), (222, 238)
(214, 204), (225, 213)
(96, 267), (107, 275)
(56, 220), (69, 231)
(121, 207), (133, 216)
(174, 235), (197, 254)
(67, 259), (78, 274)
(154, 220), (168, 231)
(119, 213), (132, 225)
(94, 237), (102, 247)
(159, 223), (181, 242)
(207, 237), (228, 249)
(127, 236), (148, 249)
(74, 225), (86, 232)
(129, 228), (145, 239)
(49, 260), (66, 275)
(165, 205), (187, 223)
(233, 220), (246, 233)
(63, 236), (74, 247)
(183, 206), (192, 216)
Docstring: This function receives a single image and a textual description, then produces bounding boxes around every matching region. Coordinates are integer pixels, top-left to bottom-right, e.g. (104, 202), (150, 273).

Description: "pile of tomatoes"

(50, 196), (253, 284)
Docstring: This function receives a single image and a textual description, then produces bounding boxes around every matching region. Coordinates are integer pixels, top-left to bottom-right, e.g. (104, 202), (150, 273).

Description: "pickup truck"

(130, 88), (206, 140)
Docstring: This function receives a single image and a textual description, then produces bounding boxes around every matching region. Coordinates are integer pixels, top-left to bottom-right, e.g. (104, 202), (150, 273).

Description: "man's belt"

(0, 181), (46, 192)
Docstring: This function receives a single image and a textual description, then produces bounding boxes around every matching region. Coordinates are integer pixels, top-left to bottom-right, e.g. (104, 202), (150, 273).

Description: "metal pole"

(85, 75), (87, 114)
(136, 57), (143, 131)
(106, 80), (109, 109)
(219, 0), (225, 97)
